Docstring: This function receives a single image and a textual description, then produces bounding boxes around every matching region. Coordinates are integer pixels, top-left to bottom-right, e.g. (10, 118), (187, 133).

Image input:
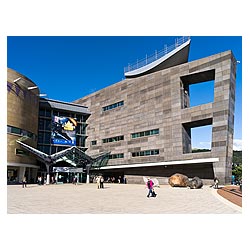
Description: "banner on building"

(51, 116), (77, 146)
(52, 167), (83, 173)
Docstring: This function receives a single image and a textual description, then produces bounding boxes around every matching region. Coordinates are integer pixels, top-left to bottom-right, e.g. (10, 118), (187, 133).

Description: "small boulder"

(168, 173), (189, 187)
(188, 176), (203, 189)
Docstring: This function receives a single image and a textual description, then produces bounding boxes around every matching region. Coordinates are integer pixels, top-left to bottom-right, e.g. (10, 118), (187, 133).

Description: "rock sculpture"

(168, 174), (203, 189)
(168, 173), (189, 187)
(188, 176), (203, 189)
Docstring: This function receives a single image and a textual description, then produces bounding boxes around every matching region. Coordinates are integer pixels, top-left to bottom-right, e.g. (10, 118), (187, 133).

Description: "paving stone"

(7, 183), (241, 214)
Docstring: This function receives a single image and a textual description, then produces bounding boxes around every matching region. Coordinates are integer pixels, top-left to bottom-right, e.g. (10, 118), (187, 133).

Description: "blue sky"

(7, 36), (242, 149)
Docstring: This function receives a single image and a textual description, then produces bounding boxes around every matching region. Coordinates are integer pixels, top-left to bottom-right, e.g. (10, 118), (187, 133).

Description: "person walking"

(96, 176), (100, 189)
(123, 176), (127, 184)
(22, 176), (27, 188)
(214, 177), (219, 189)
(37, 176), (42, 185)
(73, 175), (77, 185)
(146, 177), (154, 198)
(100, 176), (104, 189)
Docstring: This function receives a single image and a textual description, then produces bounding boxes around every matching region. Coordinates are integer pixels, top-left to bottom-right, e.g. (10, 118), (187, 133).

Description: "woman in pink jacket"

(146, 177), (154, 198)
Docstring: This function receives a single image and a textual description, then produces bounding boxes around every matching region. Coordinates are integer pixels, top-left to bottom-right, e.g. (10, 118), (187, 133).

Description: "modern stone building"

(75, 44), (237, 184)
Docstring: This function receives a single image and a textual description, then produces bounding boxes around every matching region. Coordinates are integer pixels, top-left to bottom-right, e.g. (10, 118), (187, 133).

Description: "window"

(11, 127), (21, 135)
(77, 136), (86, 147)
(102, 135), (124, 144)
(15, 148), (29, 156)
(191, 125), (212, 152)
(39, 119), (44, 130)
(131, 129), (159, 139)
(7, 125), (36, 140)
(39, 109), (45, 117)
(44, 132), (51, 144)
(132, 149), (159, 157)
(102, 101), (124, 112)
(109, 153), (124, 159)
(76, 123), (87, 135)
(180, 69), (215, 108)
(44, 120), (51, 130)
(45, 110), (51, 117)
(91, 140), (97, 145)
(182, 118), (212, 154)
(43, 145), (50, 154)
(38, 134), (43, 144)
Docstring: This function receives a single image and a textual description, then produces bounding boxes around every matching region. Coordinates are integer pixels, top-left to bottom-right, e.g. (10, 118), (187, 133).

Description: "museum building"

(74, 37), (237, 185)
(7, 37), (237, 185)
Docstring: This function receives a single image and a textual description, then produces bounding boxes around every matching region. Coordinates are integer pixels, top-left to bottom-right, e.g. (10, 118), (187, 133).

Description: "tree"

(233, 150), (242, 166)
(232, 150), (242, 182)
(232, 164), (242, 181)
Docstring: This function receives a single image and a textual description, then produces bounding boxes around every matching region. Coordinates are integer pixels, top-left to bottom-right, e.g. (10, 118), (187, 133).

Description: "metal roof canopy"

(40, 98), (91, 115)
(16, 140), (109, 170)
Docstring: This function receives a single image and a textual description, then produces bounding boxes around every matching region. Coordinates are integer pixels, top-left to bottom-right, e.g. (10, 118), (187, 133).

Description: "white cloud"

(233, 139), (242, 151)
(193, 140), (242, 151)
(199, 142), (211, 148)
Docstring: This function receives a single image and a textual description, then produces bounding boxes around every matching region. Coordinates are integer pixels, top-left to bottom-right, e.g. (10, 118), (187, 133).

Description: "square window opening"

(180, 69), (215, 108)
(191, 125), (212, 152)
(182, 119), (212, 154)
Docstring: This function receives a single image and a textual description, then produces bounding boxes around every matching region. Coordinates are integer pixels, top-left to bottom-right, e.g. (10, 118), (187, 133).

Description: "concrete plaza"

(7, 183), (241, 214)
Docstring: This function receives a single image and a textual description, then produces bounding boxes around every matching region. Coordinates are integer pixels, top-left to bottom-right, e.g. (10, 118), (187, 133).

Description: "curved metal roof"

(124, 38), (191, 78)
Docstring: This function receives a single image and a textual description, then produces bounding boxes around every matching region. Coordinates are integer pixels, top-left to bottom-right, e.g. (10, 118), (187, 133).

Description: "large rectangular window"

(182, 118), (212, 154)
(180, 69), (215, 108)
(102, 101), (124, 112)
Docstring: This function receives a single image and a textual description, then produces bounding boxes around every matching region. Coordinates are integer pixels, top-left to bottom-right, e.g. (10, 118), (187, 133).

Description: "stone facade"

(75, 50), (236, 184)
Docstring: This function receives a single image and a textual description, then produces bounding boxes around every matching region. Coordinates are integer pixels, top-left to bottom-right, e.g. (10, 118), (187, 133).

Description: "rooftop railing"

(124, 36), (190, 73)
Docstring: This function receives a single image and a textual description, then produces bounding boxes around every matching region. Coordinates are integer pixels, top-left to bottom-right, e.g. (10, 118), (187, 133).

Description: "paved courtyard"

(7, 183), (241, 214)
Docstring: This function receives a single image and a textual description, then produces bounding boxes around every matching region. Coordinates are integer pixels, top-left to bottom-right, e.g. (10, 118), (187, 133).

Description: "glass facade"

(38, 101), (89, 155)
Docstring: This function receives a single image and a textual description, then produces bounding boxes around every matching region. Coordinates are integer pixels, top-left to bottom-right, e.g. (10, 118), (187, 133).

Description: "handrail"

(124, 36), (190, 73)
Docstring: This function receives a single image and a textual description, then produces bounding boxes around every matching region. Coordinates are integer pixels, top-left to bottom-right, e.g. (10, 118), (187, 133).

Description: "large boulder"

(168, 173), (189, 187)
(188, 176), (203, 189)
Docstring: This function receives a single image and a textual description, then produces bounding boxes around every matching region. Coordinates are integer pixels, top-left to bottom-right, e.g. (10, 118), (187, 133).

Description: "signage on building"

(52, 167), (83, 173)
(51, 116), (77, 146)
